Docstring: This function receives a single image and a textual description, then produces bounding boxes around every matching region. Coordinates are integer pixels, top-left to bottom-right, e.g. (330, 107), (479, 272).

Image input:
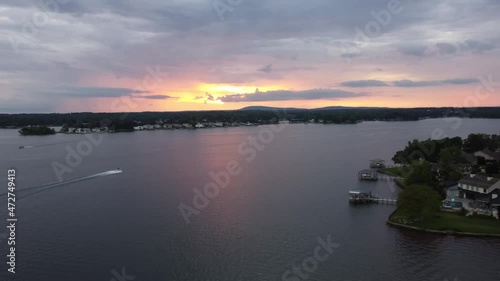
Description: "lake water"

(0, 118), (499, 281)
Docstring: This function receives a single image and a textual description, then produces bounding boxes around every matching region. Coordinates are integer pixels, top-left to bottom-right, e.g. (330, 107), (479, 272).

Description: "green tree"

(486, 162), (499, 175)
(18, 126), (56, 136)
(439, 147), (466, 164)
(464, 134), (489, 152)
(438, 147), (465, 182)
(397, 185), (442, 221)
(405, 161), (436, 186)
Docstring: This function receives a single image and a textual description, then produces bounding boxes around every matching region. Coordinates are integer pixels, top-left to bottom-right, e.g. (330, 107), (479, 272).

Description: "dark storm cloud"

(435, 43), (458, 55)
(398, 44), (428, 57)
(392, 78), (480, 87)
(48, 87), (149, 98)
(340, 78), (480, 88)
(398, 40), (496, 57)
(138, 95), (178, 100)
(340, 80), (389, 87)
(257, 64), (273, 73)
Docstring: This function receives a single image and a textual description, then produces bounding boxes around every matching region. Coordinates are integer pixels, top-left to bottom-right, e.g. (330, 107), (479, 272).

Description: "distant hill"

(239, 106), (388, 111)
(239, 106), (302, 111)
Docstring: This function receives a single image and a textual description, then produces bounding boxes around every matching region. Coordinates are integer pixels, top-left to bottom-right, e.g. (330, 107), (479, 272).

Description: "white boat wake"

(0, 169), (123, 242)
(0, 169), (123, 200)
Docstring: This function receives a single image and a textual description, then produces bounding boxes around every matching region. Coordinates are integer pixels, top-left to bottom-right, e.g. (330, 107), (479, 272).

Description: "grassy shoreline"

(378, 167), (404, 177)
(389, 209), (500, 236)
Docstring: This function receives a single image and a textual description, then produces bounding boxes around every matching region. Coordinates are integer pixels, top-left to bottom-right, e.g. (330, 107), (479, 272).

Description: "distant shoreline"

(3, 116), (500, 136)
(1, 107), (499, 130)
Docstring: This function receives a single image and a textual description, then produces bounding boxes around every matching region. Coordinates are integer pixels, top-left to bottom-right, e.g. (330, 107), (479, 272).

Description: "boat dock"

(350, 158), (399, 205)
(370, 198), (397, 204)
(358, 169), (398, 181)
(349, 190), (397, 205)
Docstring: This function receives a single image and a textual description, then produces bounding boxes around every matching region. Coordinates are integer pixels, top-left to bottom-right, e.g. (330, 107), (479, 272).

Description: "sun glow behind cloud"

(0, 0), (499, 113)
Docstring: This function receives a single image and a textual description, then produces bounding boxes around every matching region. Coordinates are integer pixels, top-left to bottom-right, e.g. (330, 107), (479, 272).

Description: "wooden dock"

(349, 197), (397, 205)
(349, 191), (397, 205)
(370, 198), (397, 205)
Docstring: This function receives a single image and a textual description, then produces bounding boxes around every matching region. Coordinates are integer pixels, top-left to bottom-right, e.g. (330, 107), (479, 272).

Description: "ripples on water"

(0, 119), (499, 281)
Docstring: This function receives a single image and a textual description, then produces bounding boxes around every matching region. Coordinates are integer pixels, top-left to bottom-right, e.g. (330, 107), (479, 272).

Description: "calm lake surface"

(0, 118), (499, 281)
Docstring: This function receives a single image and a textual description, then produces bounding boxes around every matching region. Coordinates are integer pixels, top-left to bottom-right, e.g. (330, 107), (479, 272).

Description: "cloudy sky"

(0, 0), (499, 113)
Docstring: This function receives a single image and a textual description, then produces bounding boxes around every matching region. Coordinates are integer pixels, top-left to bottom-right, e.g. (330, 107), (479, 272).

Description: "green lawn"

(379, 167), (405, 177)
(391, 210), (500, 235)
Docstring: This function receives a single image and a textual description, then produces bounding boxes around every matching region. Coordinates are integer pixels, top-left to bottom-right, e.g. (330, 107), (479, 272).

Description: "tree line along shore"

(384, 133), (500, 236)
(2, 106), (500, 131)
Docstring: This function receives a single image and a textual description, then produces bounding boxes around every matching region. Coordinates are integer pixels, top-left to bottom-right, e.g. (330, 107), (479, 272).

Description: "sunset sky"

(1, 0), (499, 113)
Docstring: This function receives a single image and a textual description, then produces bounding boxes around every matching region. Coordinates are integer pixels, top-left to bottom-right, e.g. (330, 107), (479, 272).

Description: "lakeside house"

(441, 175), (500, 216)
(459, 174), (500, 195)
(455, 174), (500, 213)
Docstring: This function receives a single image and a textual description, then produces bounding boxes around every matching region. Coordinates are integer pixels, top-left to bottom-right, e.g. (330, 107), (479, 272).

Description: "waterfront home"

(474, 150), (500, 162)
(458, 174), (500, 211)
(195, 123), (205, 128)
(459, 174), (500, 195)
(358, 169), (378, 181)
(75, 128), (91, 134)
(369, 159), (385, 168)
(446, 185), (460, 199)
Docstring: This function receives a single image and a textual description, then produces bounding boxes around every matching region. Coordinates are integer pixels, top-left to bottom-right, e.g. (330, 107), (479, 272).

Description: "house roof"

(459, 175), (500, 189)
(477, 150), (500, 161)
(446, 185), (459, 191)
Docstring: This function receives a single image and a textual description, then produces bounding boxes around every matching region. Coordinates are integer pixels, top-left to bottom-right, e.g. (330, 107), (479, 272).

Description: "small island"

(18, 126), (56, 136)
(384, 133), (500, 236)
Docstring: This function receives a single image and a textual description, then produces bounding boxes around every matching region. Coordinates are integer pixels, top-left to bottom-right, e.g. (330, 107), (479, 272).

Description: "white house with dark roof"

(458, 174), (500, 195)
(458, 174), (500, 210)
